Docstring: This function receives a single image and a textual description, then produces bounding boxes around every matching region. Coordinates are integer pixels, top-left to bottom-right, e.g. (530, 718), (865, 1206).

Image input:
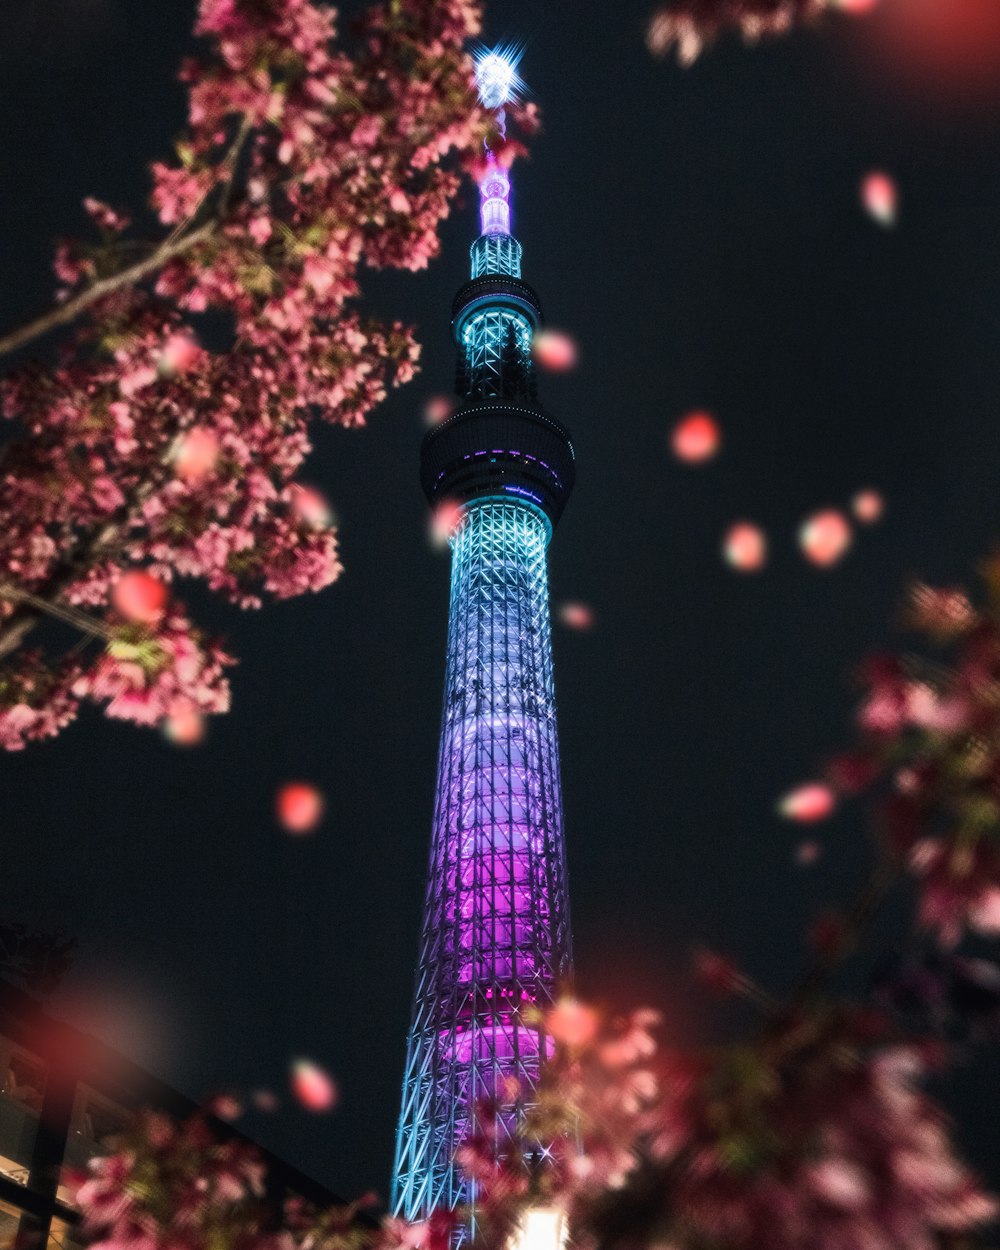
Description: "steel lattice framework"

(391, 503), (572, 1224)
(392, 82), (577, 1234)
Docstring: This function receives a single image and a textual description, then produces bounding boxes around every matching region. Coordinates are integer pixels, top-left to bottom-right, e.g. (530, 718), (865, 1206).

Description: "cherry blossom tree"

(0, 0), (541, 750)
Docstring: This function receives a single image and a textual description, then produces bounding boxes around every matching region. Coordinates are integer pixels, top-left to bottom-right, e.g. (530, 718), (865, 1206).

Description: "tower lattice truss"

(392, 137), (577, 1233)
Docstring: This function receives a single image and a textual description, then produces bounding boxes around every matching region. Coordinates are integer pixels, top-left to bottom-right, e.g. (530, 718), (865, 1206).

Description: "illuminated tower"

(391, 52), (575, 1231)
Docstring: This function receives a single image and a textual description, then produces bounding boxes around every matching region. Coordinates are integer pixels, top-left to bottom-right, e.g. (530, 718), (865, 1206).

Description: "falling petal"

(158, 331), (202, 378)
(207, 1093), (242, 1121)
(430, 500), (464, 549)
(423, 395), (455, 427)
(163, 710), (205, 747)
(670, 410), (721, 464)
(969, 888), (1000, 935)
(558, 602), (595, 631)
(723, 522), (767, 572)
(795, 839), (823, 865)
(861, 171), (898, 227)
(852, 488), (885, 524)
(276, 782), (325, 834)
(532, 329), (578, 373)
(251, 1089), (280, 1113)
(290, 484), (335, 530)
(799, 509), (853, 567)
(173, 427), (220, 484)
(779, 782), (837, 823)
(545, 998), (600, 1048)
(291, 1058), (338, 1112)
(112, 570), (168, 624)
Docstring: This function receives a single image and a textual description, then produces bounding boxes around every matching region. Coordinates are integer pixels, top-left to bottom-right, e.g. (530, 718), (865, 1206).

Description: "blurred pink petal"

(558, 602), (595, 631)
(423, 395), (455, 427)
(670, 410), (721, 464)
(291, 1058), (338, 1112)
(852, 488), (885, 524)
(251, 1089), (280, 1113)
(173, 427), (220, 484)
(290, 484), (334, 530)
(158, 331), (202, 377)
(545, 998), (600, 1048)
(430, 500), (464, 549)
(799, 509), (853, 567)
(532, 329), (578, 372)
(778, 782), (837, 823)
(276, 782), (325, 834)
(163, 710), (206, 747)
(861, 171), (898, 227)
(112, 570), (168, 624)
(969, 888), (1000, 935)
(723, 522), (767, 572)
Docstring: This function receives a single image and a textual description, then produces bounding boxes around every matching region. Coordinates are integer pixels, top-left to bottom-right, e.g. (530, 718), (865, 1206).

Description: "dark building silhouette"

(0, 978), (353, 1250)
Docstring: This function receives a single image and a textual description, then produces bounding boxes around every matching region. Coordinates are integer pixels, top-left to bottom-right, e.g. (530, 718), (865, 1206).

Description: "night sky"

(4, 0), (1000, 1207)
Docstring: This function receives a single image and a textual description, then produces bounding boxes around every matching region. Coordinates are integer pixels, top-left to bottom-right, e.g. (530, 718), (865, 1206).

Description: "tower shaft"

(391, 500), (571, 1220)
(393, 113), (576, 1230)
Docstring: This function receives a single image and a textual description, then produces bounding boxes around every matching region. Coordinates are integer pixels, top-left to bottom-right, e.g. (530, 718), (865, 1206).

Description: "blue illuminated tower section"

(391, 53), (576, 1230)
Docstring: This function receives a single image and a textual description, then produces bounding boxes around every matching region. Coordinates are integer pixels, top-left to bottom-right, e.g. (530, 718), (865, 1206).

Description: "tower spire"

(391, 51), (575, 1239)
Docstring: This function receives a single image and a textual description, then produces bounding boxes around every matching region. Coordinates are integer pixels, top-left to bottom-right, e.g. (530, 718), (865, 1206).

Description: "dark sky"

(4, 0), (1000, 1206)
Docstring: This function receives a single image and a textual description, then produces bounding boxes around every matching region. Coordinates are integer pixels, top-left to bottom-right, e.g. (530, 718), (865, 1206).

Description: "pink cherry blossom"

(0, 0), (498, 748)
(647, 0), (825, 64)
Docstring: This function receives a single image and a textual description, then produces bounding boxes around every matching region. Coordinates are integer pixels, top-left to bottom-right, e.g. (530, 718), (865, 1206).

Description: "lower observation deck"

(420, 399), (576, 526)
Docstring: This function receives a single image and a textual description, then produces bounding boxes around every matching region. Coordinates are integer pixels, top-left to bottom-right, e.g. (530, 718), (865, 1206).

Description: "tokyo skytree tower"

(390, 50), (576, 1231)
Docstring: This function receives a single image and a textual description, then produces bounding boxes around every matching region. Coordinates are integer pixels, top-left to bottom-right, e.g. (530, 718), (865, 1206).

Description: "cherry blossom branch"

(787, 857), (900, 1009)
(0, 583), (112, 643)
(0, 220), (217, 358)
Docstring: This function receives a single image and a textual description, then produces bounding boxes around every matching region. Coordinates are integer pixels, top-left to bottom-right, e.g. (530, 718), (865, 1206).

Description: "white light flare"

(474, 49), (521, 110)
(506, 1206), (568, 1250)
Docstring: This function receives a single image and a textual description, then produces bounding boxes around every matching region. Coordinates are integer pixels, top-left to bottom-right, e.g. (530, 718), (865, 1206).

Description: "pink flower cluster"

(0, 0), (499, 746)
(668, 1041), (995, 1250)
(647, 0), (826, 63)
(820, 577), (1000, 947)
(70, 1002), (997, 1250)
(74, 614), (232, 727)
(75, 1112), (279, 1250)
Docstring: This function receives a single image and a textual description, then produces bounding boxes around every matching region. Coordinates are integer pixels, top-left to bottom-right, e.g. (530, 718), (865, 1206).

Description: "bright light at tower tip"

(475, 48), (520, 109)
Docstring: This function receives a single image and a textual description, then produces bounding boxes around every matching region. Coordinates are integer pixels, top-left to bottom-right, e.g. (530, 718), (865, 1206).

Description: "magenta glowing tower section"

(391, 53), (576, 1230)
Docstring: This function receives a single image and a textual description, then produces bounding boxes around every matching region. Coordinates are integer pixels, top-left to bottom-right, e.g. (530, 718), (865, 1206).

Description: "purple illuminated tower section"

(390, 52), (576, 1234)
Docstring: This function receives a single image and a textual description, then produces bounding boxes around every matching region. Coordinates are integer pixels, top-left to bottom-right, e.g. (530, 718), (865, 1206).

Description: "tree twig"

(0, 220), (217, 358)
(0, 582), (113, 643)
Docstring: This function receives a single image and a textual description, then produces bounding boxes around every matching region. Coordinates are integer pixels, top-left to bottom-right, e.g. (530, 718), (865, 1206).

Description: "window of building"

(0, 1037), (47, 1187)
